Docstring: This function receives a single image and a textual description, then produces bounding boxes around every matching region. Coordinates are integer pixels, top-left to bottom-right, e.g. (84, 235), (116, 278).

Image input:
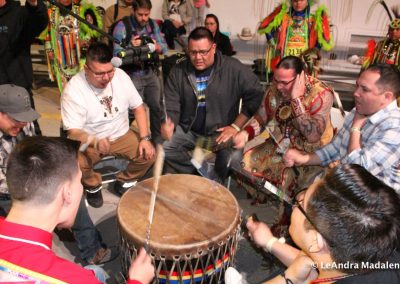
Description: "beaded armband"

(291, 96), (306, 117)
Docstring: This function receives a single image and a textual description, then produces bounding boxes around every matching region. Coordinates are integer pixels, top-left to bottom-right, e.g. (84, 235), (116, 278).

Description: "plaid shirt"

(113, 16), (168, 56)
(316, 100), (400, 192)
(0, 123), (35, 194)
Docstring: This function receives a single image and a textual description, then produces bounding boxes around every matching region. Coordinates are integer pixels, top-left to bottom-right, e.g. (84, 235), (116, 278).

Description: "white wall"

(85, 0), (399, 44)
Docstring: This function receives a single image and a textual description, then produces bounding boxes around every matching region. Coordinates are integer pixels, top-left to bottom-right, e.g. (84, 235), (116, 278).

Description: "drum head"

(117, 174), (240, 258)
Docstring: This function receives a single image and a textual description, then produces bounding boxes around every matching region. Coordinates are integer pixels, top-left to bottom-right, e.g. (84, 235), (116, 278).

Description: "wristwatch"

(140, 135), (152, 141)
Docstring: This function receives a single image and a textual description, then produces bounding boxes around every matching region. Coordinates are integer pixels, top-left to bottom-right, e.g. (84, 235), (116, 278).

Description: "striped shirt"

(316, 100), (400, 192)
(0, 123), (35, 194)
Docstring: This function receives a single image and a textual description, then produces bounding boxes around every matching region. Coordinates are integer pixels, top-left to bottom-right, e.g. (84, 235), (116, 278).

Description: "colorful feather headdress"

(366, 0), (400, 30)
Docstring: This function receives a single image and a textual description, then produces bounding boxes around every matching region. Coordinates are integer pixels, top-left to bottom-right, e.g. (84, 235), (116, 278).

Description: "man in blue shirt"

(284, 64), (400, 192)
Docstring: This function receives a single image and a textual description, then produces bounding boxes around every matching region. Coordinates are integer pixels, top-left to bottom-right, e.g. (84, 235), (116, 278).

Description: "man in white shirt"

(62, 42), (155, 208)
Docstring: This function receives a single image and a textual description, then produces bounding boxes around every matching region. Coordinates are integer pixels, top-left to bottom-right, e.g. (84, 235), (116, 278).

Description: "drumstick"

(190, 145), (205, 173)
(144, 144), (165, 252)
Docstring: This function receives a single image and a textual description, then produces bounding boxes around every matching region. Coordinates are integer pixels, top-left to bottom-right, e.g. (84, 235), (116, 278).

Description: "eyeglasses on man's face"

(85, 64), (115, 78)
(273, 76), (296, 86)
(291, 192), (333, 246)
(188, 45), (213, 57)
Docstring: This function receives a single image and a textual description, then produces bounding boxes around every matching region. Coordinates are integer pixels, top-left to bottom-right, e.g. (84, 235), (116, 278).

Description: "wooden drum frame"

(117, 174), (241, 284)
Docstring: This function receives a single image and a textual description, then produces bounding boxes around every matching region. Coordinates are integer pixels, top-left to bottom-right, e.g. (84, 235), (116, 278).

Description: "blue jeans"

(85, 265), (108, 283)
(162, 20), (186, 49)
(72, 197), (103, 261)
(0, 195), (11, 217)
(130, 70), (163, 144)
(162, 125), (239, 182)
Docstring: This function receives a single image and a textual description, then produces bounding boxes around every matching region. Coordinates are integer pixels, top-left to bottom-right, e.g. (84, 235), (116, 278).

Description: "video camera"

(112, 39), (157, 68)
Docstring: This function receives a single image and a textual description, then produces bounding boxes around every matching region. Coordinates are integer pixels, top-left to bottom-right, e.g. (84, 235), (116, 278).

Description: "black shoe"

(86, 246), (120, 265)
(85, 185), (103, 208)
(113, 180), (137, 196)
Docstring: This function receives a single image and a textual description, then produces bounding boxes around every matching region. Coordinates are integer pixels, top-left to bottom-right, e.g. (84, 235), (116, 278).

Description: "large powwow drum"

(117, 174), (241, 283)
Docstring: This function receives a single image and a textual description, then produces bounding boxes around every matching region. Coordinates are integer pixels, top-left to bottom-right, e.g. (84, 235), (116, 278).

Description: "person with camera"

(113, 0), (168, 145)
(61, 42), (156, 207)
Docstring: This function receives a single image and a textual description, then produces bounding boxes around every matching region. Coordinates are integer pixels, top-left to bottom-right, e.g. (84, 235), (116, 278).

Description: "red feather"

(271, 56), (281, 72)
(322, 12), (330, 41)
(364, 39), (376, 60)
(259, 5), (282, 30)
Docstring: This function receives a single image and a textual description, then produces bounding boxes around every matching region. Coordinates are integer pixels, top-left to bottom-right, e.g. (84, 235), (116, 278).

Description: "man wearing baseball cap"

(0, 84), (117, 266)
(0, 84), (39, 214)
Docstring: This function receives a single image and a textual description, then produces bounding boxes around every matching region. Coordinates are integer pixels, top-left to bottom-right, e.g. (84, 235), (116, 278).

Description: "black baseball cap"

(0, 84), (40, 122)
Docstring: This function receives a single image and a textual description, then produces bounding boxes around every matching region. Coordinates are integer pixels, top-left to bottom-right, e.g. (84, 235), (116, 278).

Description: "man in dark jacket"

(0, 0), (48, 133)
(161, 27), (263, 182)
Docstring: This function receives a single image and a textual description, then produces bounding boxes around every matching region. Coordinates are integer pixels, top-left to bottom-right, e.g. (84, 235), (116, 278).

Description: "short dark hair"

(133, 0), (152, 10)
(205, 14), (220, 32)
(307, 164), (400, 273)
(276, 56), (306, 75)
(188, 27), (214, 43)
(86, 42), (113, 64)
(7, 137), (80, 205)
(364, 64), (400, 98)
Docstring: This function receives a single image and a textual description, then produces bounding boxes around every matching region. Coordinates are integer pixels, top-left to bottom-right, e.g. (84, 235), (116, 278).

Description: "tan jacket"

(103, 0), (132, 34)
(161, 0), (193, 27)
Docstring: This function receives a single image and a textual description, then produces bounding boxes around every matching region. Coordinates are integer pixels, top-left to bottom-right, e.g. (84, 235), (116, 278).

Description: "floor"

(31, 76), (285, 284)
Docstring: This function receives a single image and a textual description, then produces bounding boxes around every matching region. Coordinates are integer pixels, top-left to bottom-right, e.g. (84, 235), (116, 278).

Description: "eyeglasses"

(85, 65), (115, 78)
(273, 76), (296, 86)
(188, 45), (213, 57)
(292, 193), (333, 246)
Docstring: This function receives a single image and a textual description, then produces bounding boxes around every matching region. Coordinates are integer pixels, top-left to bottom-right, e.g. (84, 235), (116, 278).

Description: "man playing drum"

(161, 27), (263, 184)
(0, 136), (154, 283)
(61, 42), (156, 208)
(233, 56), (334, 234)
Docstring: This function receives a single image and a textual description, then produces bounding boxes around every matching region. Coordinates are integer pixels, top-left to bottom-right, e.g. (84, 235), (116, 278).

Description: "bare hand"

(172, 20), (182, 29)
(206, 0), (210, 8)
(284, 253), (318, 284)
(291, 70), (306, 100)
(352, 111), (368, 129)
(131, 35), (142, 47)
(283, 148), (305, 167)
(161, 118), (175, 141)
(233, 131), (248, 149)
(249, 119), (261, 136)
(216, 126), (237, 144)
(128, 247), (155, 284)
(97, 138), (111, 155)
(246, 216), (274, 248)
(139, 140), (156, 160)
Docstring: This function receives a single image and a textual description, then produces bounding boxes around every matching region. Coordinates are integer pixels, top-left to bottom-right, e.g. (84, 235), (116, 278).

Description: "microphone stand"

(43, 0), (126, 47)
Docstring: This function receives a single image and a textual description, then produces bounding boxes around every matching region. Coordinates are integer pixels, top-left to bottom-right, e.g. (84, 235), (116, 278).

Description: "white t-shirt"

(61, 68), (143, 141)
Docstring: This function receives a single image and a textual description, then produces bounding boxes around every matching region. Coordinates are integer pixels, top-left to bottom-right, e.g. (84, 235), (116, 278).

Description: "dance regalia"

(239, 76), (334, 202)
(258, 2), (333, 79)
(362, 17), (400, 105)
(362, 38), (400, 70)
(44, 2), (102, 93)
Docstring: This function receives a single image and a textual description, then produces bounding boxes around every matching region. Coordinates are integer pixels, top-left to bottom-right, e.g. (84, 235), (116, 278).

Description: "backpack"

(108, 15), (155, 50)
